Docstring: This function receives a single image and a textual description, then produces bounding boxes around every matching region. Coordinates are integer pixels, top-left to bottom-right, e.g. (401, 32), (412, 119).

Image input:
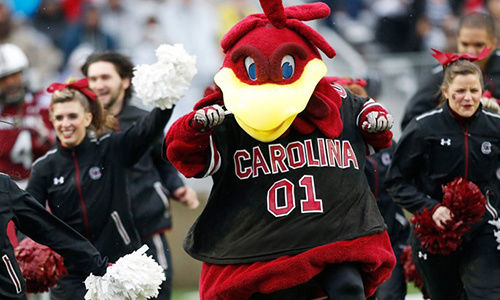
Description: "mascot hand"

(193, 104), (226, 131)
(480, 97), (500, 114)
(361, 110), (394, 133)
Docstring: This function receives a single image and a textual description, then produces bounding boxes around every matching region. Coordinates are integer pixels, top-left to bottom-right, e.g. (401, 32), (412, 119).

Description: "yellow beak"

(214, 58), (327, 142)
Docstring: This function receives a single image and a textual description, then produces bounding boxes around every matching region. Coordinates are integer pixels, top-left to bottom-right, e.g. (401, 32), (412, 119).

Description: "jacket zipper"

(462, 125), (470, 179)
(72, 151), (91, 240)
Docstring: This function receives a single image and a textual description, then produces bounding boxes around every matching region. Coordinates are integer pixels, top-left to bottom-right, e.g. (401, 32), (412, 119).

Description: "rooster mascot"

(165, 1), (396, 299)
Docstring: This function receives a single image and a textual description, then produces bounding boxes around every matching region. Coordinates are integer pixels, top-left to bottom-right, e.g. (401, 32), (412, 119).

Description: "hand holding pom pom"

(15, 238), (67, 293)
(132, 44), (197, 110)
(412, 177), (486, 255)
(84, 245), (165, 300)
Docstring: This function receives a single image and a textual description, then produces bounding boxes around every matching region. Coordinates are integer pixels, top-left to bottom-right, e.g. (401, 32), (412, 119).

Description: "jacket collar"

(56, 134), (92, 155)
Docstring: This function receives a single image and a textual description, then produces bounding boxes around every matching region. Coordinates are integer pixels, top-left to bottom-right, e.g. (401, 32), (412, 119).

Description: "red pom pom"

(400, 245), (429, 299)
(412, 177), (486, 255)
(14, 238), (67, 293)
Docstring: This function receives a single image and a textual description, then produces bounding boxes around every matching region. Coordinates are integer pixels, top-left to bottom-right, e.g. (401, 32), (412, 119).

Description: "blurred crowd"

(1, 0), (498, 93)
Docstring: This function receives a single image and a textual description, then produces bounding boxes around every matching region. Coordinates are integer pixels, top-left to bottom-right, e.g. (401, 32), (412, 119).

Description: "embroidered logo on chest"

(481, 141), (492, 155)
(381, 152), (391, 166)
(53, 176), (64, 185)
(89, 166), (102, 180)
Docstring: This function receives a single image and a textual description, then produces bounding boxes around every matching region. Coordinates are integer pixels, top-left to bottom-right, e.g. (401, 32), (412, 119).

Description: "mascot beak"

(214, 58), (327, 142)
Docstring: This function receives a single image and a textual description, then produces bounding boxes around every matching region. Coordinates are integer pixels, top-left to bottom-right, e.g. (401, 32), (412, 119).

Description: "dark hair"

(459, 12), (496, 39)
(439, 59), (484, 105)
(81, 51), (135, 103)
(50, 79), (114, 137)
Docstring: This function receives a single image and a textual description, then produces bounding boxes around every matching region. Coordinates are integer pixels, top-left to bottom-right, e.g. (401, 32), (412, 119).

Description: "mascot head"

(213, 0), (336, 142)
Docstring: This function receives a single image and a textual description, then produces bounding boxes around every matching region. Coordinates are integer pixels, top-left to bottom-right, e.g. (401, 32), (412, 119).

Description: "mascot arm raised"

(166, 92), (225, 178)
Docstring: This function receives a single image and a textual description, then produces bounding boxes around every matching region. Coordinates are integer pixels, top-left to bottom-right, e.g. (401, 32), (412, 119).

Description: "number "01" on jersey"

(267, 175), (323, 217)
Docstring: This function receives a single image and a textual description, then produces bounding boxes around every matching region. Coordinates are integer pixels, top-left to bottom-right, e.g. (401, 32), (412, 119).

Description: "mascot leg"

(248, 282), (316, 300)
(314, 263), (365, 300)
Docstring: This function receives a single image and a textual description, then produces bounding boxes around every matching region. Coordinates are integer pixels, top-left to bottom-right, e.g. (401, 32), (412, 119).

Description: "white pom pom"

(84, 245), (166, 300)
(489, 219), (500, 250)
(132, 44), (197, 109)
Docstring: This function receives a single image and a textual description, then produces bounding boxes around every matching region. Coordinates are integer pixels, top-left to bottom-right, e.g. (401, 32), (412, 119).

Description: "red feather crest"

(221, 1), (335, 58)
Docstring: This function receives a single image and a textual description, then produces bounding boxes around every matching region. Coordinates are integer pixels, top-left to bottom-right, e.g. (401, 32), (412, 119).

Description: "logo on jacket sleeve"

(481, 141), (492, 155)
(89, 166), (102, 180)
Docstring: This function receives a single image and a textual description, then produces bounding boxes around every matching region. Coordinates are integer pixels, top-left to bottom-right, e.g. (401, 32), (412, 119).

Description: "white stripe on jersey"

(415, 108), (443, 121)
(202, 135), (221, 178)
(483, 110), (500, 119)
(31, 148), (57, 167)
(355, 99), (382, 127)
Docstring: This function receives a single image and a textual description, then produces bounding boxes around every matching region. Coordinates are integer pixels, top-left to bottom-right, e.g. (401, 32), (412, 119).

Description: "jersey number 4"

(10, 130), (33, 169)
(267, 175), (323, 217)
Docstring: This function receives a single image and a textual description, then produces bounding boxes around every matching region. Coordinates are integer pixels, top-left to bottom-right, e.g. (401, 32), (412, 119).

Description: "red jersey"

(0, 92), (55, 181)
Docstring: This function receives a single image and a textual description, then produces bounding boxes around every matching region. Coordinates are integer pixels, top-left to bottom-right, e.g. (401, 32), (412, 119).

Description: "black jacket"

(26, 107), (173, 263)
(0, 173), (107, 300)
(402, 50), (500, 130)
(118, 105), (184, 238)
(387, 103), (500, 230)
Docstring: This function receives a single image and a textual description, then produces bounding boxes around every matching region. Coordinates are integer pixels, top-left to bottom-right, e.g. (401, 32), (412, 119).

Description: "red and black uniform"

(0, 92), (54, 182)
(26, 107), (172, 299)
(166, 90), (395, 299)
(386, 102), (500, 300)
(0, 173), (107, 300)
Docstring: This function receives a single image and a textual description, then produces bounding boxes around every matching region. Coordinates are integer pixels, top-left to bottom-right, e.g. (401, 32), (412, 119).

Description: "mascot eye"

(244, 57), (257, 81)
(281, 55), (295, 79)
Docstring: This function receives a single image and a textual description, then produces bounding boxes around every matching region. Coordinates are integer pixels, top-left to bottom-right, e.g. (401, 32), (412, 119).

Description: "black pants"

(249, 262), (365, 300)
(50, 275), (86, 300)
(143, 233), (173, 300)
(412, 224), (500, 300)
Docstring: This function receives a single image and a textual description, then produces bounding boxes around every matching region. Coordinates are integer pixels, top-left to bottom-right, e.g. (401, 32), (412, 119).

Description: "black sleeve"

(25, 164), (48, 207)
(401, 70), (442, 131)
(148, 137), (184, 191)
(113, 107), (173, 168)
(8, 178), (108, 277)
(385, 120), (441, 213)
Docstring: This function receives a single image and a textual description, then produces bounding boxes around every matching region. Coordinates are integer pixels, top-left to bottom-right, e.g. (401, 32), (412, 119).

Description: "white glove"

(194, 104), (226, 129)
(362, 111), (394, 133)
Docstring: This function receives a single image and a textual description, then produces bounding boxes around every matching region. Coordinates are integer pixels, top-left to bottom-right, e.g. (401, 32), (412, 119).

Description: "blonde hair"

(50, 78), (115, 137)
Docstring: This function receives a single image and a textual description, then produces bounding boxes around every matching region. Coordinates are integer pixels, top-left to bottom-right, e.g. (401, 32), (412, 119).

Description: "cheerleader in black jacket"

(0, 173), (108, 300)
(25, 78), (173, 299)
(386, 51), (500, 300)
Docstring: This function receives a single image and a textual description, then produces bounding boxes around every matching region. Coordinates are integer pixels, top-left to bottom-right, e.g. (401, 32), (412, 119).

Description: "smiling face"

(443, 73), (482, 118)
(51, 100), (92, 148)
(87, 61), (129, 115)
